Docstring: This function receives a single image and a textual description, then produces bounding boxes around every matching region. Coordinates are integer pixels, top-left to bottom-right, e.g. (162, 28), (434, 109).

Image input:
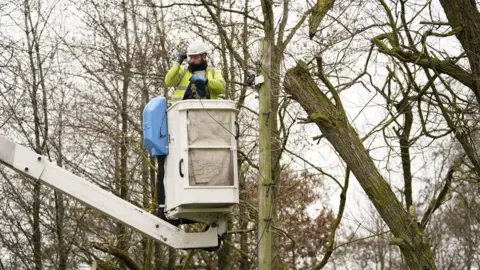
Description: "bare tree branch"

(90, 242), (140, 270)
(420, 156), (464, 228)
(312, 167), (350, 269)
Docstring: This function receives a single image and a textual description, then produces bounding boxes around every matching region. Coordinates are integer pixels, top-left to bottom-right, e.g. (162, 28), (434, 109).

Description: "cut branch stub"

(284, 61), (342, 126)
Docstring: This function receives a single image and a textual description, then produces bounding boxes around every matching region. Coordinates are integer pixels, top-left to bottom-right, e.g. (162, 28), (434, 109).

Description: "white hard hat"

(187, 40), (209, 56)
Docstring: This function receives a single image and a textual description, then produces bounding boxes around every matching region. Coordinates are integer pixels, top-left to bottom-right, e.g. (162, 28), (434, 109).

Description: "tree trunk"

(217, 219), (232, 269)
(116, 2), (132, 269)
(55, 106), (67, 270)
(438, 0), (480, 105)
(141, 81), (153, 270)
(24, 1), (43, 268)
(284, 62), (436, 269)
(238, 166), (250, 270)
(32, 181), (42, 270)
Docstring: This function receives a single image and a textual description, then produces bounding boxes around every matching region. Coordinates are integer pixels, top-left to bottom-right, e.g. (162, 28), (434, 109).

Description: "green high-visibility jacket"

(164, 63), (226, 100)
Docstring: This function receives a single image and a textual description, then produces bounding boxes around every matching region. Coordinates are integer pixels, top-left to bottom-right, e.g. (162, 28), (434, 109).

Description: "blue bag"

(143, 97), (169, 156)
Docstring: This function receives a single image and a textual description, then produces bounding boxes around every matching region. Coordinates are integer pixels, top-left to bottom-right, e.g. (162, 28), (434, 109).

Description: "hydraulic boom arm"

(0, 136), (220, 249)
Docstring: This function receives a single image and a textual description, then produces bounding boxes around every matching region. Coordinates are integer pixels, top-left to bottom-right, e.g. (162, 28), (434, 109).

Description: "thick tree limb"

(284, 61), (436, 269)
(308, 0), (336, 39)
(438, 0), (480, 104)
(371, 34), (474, 91)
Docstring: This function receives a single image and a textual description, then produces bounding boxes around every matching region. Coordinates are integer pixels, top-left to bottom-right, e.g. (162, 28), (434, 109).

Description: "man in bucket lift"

(165, 40), (226, 102)
(157, 40), (226, 225)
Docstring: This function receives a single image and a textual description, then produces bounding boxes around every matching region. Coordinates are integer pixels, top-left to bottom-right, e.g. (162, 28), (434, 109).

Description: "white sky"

(0, 0), (471, 267)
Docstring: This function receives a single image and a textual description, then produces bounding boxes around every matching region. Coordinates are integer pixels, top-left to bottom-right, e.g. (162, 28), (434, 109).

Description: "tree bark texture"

(439, 0), (480, 105)
(24, 0), (44, 268)
(284, 62), (436, 269)
(396, 102), (413, 209)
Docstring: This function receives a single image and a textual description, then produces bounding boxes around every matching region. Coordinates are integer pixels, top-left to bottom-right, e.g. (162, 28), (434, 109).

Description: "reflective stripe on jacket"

(164, 63), (226, 100)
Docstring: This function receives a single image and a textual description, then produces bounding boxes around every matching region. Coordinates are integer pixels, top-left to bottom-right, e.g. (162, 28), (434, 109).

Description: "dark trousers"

(156, 155), (167, 208)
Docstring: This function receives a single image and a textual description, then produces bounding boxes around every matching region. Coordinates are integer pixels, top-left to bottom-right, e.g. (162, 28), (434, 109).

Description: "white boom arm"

(0, 136), (220, 249)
